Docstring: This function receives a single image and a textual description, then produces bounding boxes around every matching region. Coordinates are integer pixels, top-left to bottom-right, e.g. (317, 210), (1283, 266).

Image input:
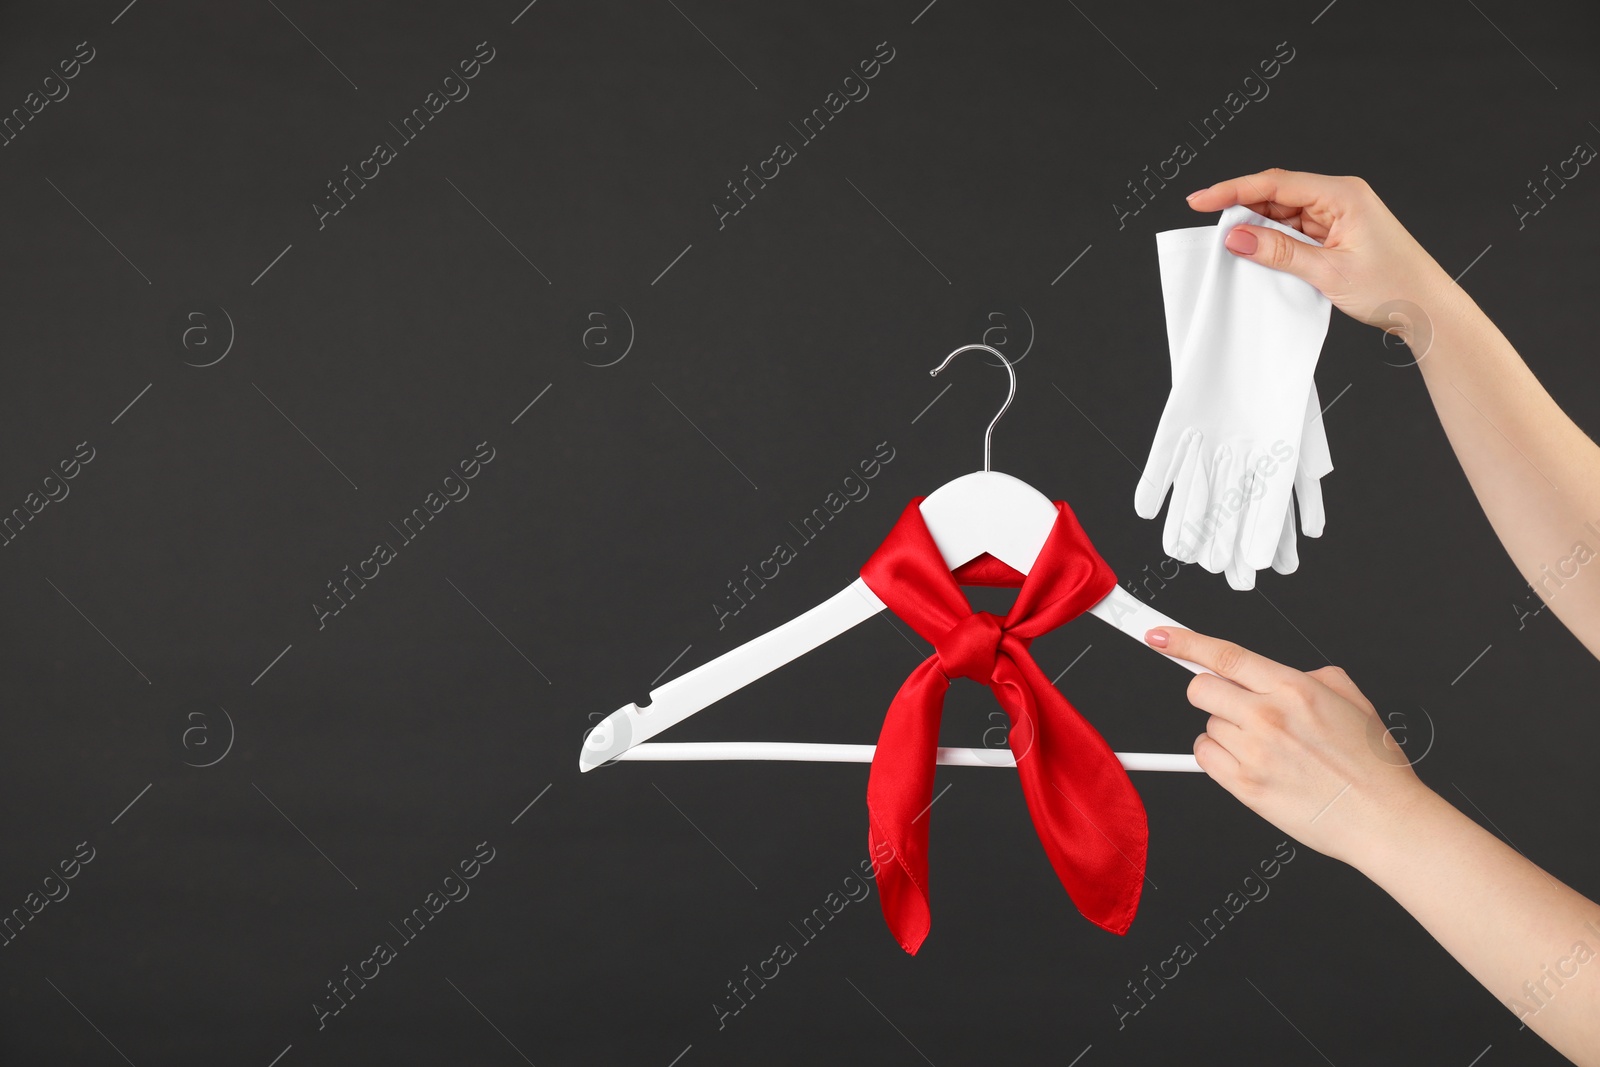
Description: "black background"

(1, 0), (1598, 1063)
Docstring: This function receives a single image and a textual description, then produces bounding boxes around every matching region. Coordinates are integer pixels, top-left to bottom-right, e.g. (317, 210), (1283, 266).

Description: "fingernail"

(1145, 628), (1169, 648)
(1224, 227), (1257, 255)
(1185, 189), (1206, 201)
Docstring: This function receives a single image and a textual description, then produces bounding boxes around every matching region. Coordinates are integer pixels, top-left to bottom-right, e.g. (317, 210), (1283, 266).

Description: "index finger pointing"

(1145, 627), (1296, 694)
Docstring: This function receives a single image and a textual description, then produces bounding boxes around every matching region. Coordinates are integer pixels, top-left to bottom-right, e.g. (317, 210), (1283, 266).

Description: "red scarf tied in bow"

(859, 497), (1148, 954)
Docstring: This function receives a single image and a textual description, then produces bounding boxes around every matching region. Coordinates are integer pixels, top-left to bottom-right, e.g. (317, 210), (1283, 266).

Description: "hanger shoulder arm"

(580, 578), (886, 770)
(1085, 585), (1212, 675)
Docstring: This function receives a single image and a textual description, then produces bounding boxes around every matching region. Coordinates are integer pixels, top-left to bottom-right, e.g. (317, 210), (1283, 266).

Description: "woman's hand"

(1187, 168), (1455, 340)
(1150, 624), (1600, 1064)
(1146, 625), (1433, 866)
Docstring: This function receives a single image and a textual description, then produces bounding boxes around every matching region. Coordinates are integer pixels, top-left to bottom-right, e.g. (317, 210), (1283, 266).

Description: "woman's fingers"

(1222, 222), (1345, 293)
(1147, 626), (1297, 694)
(1186, 672), (1260, 725)
(1205, 711), (1247, 747)
(1187, 168), (1344, 213)
(1159, 627), (1431, 866)
(1189, 169), (1347, 242)
(1194, 732), (1240, 783)
(1185, 168), (1452, 331)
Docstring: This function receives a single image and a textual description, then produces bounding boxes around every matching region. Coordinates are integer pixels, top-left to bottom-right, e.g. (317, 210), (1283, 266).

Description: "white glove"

(1138, 204), (1334, 589)
(1154, 217), (1334, 589)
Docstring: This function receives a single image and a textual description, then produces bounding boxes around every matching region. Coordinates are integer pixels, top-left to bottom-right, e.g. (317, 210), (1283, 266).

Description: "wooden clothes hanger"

(580, 345), (1207, 774)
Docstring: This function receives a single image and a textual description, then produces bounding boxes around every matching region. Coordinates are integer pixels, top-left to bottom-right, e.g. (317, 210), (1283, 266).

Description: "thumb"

(1223, 223), (1334, 293)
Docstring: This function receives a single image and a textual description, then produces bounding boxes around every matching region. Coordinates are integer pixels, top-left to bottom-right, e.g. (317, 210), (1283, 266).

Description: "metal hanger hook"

(929, 343), (1015, 473)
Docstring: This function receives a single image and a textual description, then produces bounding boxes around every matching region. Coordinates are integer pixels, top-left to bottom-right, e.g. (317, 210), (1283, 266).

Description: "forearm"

(1407, 273), (1600, 655)
(1352, 786), (1600, 1064)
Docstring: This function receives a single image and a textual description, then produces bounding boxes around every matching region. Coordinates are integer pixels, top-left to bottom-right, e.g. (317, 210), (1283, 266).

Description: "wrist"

(1402, 263), (1483, 358)
(1337, 777), (1450, 877)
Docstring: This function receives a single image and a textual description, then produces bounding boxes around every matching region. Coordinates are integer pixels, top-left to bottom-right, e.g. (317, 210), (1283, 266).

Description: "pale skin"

(1148, 168), (1600, 1065)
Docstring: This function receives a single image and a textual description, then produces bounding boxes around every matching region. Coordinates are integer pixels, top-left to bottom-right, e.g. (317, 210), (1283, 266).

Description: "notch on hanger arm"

(580, 579), (886, 771)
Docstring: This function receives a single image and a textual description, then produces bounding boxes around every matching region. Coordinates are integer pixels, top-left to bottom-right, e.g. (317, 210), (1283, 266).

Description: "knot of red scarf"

(933, 611), (1004, 682)
(858, 497), (1148, 954)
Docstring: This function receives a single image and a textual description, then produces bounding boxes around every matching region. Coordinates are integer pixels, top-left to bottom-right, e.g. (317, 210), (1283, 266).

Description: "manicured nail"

(1145, 628), (1169, 648)
(1224, 227), (1257, 255)
(1185, 189), (1206, 201)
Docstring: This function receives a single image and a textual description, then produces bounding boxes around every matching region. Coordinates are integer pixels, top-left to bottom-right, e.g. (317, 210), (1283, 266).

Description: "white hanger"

(580, 345), (1207, 773)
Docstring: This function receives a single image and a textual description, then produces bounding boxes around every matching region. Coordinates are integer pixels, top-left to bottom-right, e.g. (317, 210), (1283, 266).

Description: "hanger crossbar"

(611, 741), (1202, 772)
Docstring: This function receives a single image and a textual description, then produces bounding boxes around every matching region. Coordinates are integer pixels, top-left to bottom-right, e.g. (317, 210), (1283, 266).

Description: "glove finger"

(1271, 499), (1300, 575)
(1235, 472), (1281, 571)
(1136, 423), (1192, 520)
(1294, 462), (1326, 538)
(1224, 544), (1258, 590)
(1227, 460), (1301, 581)
(1238, 456), (1299, 572)
(1299, 385), (1334, 481)
(1165, 433), (1212, 563)
(1200, 447), (1241, 574)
